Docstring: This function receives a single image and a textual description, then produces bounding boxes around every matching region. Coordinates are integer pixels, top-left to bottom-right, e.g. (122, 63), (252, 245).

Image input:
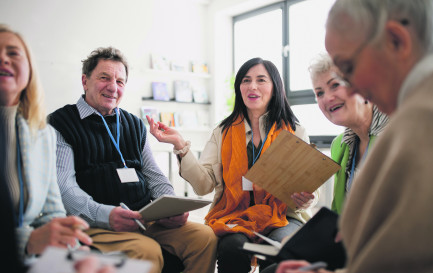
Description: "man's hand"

(26, 216), (92, 255)
(74, 256), (116, 273)
(109, 206), (144, 232)
(276, 260), (333, 273)
(155, 212), (189, 228)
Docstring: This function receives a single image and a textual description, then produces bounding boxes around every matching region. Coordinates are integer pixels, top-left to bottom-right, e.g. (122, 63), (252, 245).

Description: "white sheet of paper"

(253, 231), (282, 249)
(242, 176), (253, 191)
(117, 168), (139, 183)
(28, 247), (152, 273)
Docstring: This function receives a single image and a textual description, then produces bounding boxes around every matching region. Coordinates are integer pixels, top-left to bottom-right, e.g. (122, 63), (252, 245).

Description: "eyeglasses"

(333, 18), (410, 83)
(333, 38), (371, 81)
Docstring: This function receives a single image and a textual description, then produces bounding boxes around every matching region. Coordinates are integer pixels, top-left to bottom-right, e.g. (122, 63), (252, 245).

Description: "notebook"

(242, 207), (347, 270)
(138, 195), (212, 221)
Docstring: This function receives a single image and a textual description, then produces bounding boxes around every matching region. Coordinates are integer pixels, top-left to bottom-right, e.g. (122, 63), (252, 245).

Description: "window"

(233, 3), (284, 74)
(233, 0), (343, 145)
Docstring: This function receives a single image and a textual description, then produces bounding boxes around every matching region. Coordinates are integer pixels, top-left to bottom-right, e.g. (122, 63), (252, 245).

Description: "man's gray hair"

(327, 0), (433, 54)
(82, 46), (129, 82)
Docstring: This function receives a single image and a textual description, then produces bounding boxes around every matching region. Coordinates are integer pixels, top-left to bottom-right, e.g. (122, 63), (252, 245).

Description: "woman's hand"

(26, 216), (92, 255)
(291, 192), (315, 210)
(146, 115), (187, 150)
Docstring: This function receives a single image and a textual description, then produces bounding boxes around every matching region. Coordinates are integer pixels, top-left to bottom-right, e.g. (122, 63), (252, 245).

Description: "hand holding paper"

(156, 212), (189, 228)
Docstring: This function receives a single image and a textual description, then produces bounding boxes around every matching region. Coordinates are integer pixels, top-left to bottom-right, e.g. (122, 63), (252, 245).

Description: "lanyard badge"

(97, 109), (139, 183)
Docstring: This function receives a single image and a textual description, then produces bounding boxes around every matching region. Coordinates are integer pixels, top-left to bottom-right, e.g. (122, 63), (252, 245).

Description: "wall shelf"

(145, 69), (211, 79)
(142, 97), (211, 105)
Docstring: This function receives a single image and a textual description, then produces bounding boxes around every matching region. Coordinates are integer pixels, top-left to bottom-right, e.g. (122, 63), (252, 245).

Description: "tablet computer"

(138, 195), (212, 221)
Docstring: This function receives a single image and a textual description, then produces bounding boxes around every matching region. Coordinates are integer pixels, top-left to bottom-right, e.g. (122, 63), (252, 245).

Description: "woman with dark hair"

(147, 57), (316, 273)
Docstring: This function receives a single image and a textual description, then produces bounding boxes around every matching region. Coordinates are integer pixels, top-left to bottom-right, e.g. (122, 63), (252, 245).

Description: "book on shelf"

(244, 130), (340, 210)
(171, 59), (189, 72)
(151, 82), (170, 101)
(160, 112), (175, 127)
(174, 110), (198, 128)
(174, 80), (193, 102)
(196, 109), (210, 128)
(150, 53), (170, 71)
(191, 60), (209, 74)
(192, 83), (208, 103)
(140, 106), (159, 125)
(242, 207), (346, 271)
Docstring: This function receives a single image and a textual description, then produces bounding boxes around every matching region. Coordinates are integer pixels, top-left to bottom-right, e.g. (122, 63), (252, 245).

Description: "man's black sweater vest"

(49, 105), (151, 210)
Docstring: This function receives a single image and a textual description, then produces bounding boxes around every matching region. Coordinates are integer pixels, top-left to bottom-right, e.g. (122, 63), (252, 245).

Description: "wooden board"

(244, 130), (340, 209)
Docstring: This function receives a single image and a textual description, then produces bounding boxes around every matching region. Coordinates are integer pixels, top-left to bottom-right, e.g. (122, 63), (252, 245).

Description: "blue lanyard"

(347, 138), (370, 191)
(97, 108), (127, 168)
(16, 121), (24, 228)
(251, 130), (268, 165)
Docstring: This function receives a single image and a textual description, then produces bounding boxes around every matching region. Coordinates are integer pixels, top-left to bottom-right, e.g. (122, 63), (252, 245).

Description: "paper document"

(28, 247), (152, 273)
(244, 131), (340, 209)
(253, 231), (282, 249)
(139, 195), (212, 221)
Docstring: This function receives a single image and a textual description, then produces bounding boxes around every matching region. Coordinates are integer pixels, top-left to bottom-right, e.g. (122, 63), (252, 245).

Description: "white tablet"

(138, 195), (212, 221)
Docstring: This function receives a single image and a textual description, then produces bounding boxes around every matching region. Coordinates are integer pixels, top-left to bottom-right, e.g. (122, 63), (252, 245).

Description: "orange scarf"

(205, 117), (294, 240)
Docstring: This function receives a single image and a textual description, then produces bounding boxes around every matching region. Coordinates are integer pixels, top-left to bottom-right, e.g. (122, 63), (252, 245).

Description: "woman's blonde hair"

(0, 24), (46, 132)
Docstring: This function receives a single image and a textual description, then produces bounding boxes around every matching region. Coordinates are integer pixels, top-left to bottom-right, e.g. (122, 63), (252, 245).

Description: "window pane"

(292, 104), (343, 136)
(289, 0), (335, 91)
(234, 9), (283, 73)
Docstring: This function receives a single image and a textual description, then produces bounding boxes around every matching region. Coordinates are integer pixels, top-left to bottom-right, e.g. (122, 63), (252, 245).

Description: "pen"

(298, 261), (327, 272)
(120, 202), (147, 231)
(67, 224), (85, 251)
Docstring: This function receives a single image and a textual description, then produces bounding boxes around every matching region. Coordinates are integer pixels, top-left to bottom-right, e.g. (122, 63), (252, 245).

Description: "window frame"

(233, 0), (337, 147)
(233, 0), (317, 106)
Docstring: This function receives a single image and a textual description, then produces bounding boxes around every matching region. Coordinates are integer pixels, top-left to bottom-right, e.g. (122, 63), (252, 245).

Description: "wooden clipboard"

(244, 130), (340, 209)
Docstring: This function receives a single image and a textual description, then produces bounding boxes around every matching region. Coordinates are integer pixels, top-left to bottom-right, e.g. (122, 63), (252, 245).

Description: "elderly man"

(49, 47), (217, 273)
(275, 0), (433, 273)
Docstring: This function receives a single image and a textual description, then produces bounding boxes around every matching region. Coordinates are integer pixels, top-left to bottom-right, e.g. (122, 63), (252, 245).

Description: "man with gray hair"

(49, 47), (217, 273)
(274, 0), (433, 272)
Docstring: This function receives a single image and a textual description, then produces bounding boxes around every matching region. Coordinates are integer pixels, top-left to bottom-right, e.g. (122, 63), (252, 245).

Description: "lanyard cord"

(251, 130), (268, 165)
(16, 121), (24, 228)
(347, 138), (370, 192)
(97, 108), (127, 168)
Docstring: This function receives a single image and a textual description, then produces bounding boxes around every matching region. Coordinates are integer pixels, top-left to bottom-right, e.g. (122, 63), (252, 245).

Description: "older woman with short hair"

(308, 53), (389, 214)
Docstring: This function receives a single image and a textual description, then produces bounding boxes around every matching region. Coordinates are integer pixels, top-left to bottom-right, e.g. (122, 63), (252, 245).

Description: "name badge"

(242, 176), (253, 191)
(117, 168), (139, 183)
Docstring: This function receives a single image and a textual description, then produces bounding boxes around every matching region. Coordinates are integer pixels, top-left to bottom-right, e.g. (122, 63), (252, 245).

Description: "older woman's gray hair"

(308, 53), (335, 82)
(326, 0), (433, 54)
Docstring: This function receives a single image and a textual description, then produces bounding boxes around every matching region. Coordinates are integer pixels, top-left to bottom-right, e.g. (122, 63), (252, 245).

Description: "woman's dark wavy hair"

(220, 57), (298, 134)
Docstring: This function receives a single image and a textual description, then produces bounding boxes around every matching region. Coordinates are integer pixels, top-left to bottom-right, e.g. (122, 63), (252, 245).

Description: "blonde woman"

(0, 24), (91, 264)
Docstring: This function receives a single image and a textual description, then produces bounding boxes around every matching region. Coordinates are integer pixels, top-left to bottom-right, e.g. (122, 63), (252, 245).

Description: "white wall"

(2, 0), (334, 209)
(1, 0), (209, 116)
